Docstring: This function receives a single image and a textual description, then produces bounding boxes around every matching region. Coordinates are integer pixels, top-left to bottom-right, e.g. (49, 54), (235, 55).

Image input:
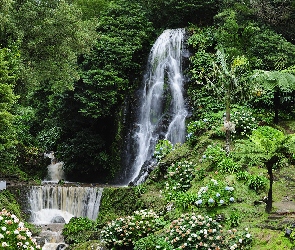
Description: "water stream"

(126, 28), (188, 185)
(29, 154), (103, 249)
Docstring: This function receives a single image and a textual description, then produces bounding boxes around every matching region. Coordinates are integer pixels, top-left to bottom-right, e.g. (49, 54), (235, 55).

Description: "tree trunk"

(265, 163), (273, 213)
(274, 88), (279, 124)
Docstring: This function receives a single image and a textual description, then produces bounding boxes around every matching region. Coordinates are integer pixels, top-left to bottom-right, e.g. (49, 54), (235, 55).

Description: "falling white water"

(28, 186), (103, 224)
(130, 28), (187, 184)
(43, 152), (65, 183)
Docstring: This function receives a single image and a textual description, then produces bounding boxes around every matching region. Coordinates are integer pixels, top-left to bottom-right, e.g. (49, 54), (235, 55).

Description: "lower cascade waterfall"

(125, 28), (188, 185)
(28, 154), (104, 249)
(28, 185), (103, 224)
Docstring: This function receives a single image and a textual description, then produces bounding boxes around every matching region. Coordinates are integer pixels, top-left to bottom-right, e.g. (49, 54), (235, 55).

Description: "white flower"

(1, 226), (6, 231)
(239, 238), (243, 243)
(246, 233), (251, 238)
(2, 242), (9, 247)
(229, 197), (235, 202)
(14, 229), (19, 234)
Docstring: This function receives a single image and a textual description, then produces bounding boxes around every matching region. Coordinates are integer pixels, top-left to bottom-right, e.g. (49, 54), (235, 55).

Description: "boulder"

(51, 216), (66, 223)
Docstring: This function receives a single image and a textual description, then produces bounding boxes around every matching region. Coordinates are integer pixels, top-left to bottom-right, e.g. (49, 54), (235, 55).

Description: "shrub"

(100, 209), (165, 249)
(164, 161), (196, 202)
(247, 174), (268, 193)
(134, 234), (173, 250)
(165, 212), (252, 249)
(154, 139), (173, 161)
(0, 208), (41, 249)
(201, 144), (227, 169)
(62, 217), (97, 244)
(231, 110), (258, 139)
(218, 157), (241, 174)
(195, 179), (235, 208)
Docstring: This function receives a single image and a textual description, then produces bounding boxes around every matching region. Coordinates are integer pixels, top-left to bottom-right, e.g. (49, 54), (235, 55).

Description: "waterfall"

(127, 28), (188, 184)
(43, 151), (65, 183)
(28, 186), (103, 224)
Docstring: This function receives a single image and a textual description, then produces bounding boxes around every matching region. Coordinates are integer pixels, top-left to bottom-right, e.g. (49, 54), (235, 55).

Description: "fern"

(251, 70), (295, 92)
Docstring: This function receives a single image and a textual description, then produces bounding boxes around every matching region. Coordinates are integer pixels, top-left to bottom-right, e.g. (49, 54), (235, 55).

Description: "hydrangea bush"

(195, 179), (235, 208)
(0, 208), (40, 249)
(164, 161), (196, 201)
(100, 209), (164, 249)
(166, 213), (252, 249)
(231, 110), (258, 138)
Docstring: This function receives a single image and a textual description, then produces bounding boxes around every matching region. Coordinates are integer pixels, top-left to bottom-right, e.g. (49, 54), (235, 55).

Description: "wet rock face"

(51, 216), (66, 223)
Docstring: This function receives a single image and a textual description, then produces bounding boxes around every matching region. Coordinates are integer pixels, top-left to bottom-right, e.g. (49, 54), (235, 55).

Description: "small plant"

(186, 119), (209, 144)
(165, 212), (252, 249)
(0, 208), (41, 249)
(247, 174), (268, 193)
(228, 211), (241, 227)
(201, 144), (227, 169)
(154, 139), (173, 160)
(134, 234), (173, 250)
(100, 209), (164, 249)
(218, 157), (241, 173)
(236, 171), (250, 181)
(195, 179), (235, 208)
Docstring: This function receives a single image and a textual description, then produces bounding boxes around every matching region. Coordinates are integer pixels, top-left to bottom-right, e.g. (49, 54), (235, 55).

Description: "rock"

(51, 216), (66, 223)
(56, 244), (67, 250)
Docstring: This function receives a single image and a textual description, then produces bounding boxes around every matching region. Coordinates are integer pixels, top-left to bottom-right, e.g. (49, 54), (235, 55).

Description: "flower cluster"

(195, 179), (235, 208)
(231, 110), (258, 138)
(0, 209), (40, 249)
(164, 161), (196, 200)
(100, 209), (163, 249)
(166, 213), (252, 249)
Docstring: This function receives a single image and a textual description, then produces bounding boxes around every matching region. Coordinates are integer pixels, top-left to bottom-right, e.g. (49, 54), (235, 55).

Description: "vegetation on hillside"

(1, 0), (295, 248)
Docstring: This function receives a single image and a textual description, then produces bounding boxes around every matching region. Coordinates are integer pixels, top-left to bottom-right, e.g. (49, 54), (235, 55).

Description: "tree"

(14, 0), (97, 94)
(55, 0), (154, 182)
(207, 49), (249, 153)
(251, 68), (295, 123)
(235, 126), (295, 213)
(0, 46), (19, 169)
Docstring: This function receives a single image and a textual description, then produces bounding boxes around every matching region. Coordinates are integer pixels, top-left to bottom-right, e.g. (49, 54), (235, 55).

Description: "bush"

(165, 212), (252, 249)
(154, 139), (173, 161)
(218, 157), (241, 174)
(134, 234), (173, 250)
(62, 217), (97, 244)
(201, 144), (227, 169)
(231, 109), (258, 139)
(195, 178), (236, 208)
(100, 209), (165, 249)
(247, 175), (268, 193)
(0, 208), (41, 249)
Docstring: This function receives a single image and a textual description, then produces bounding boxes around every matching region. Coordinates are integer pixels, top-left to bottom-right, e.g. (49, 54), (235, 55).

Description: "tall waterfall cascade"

(28, 186), (103, 224)
(128, 28), (188, 185)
